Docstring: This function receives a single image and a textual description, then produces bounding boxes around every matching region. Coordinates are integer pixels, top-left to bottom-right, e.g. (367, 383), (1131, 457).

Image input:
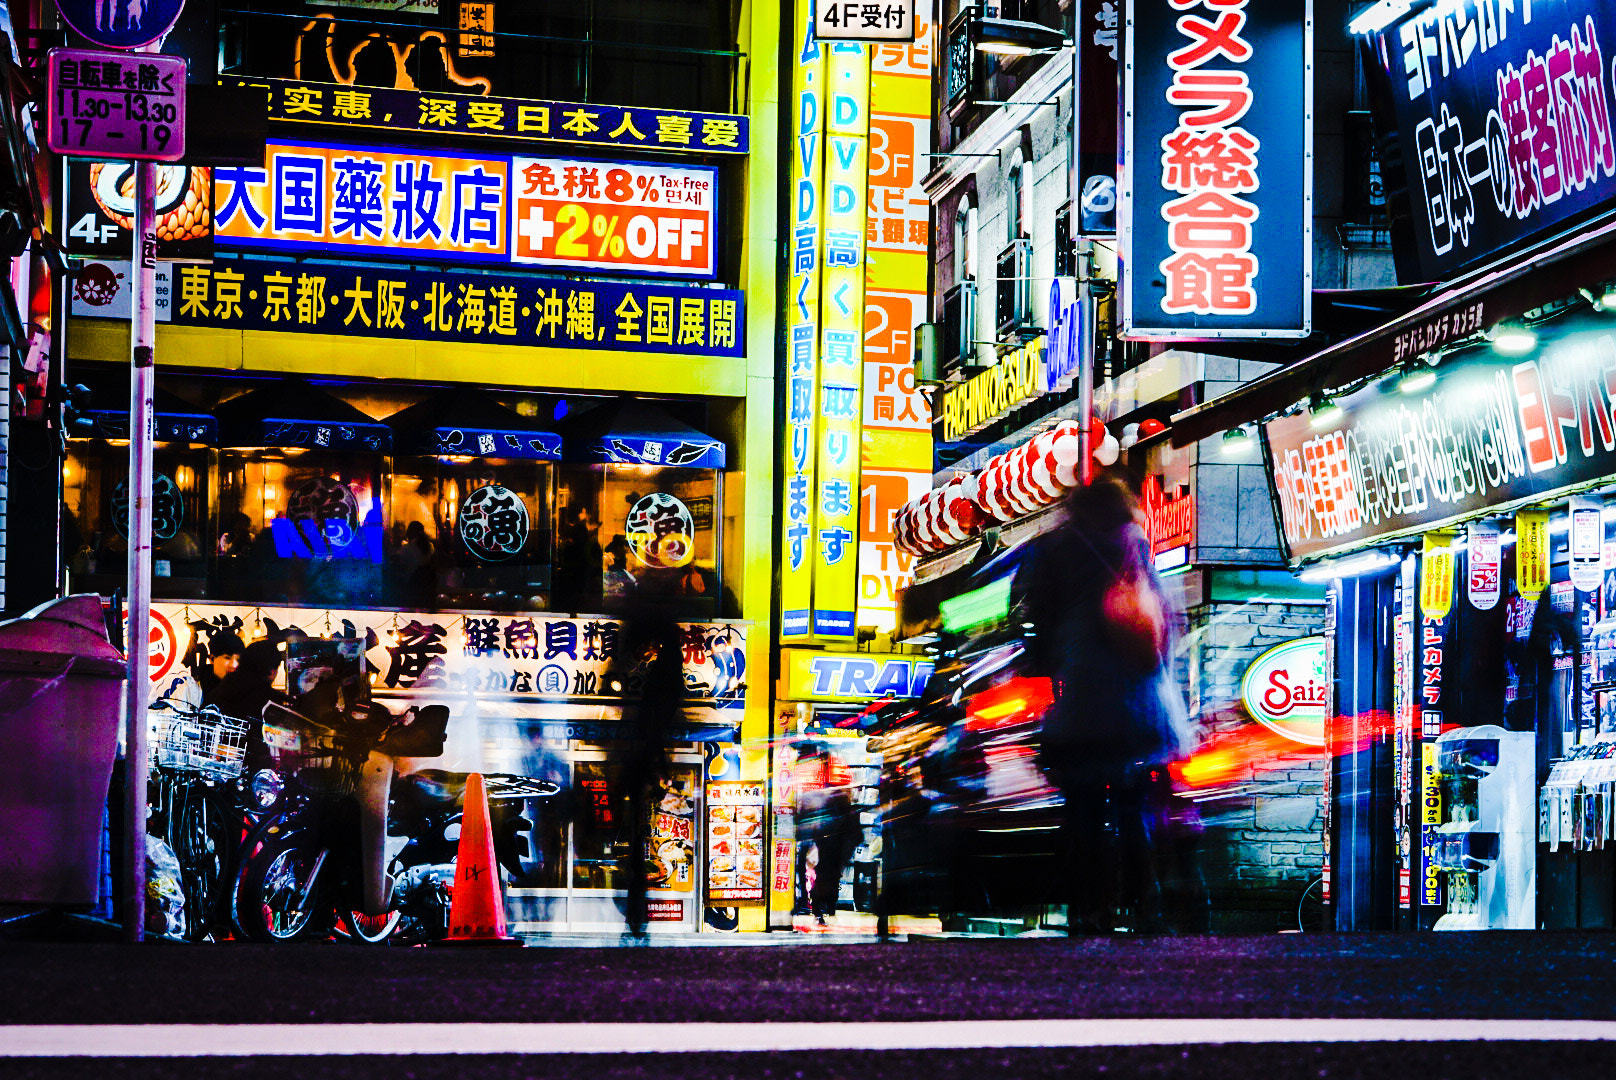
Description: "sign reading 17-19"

(46, 49), (186, 162)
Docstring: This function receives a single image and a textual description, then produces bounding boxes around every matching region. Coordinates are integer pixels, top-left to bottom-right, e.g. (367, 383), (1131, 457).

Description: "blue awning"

(556, 397), (726, 469)
(389, 389), (562, 461)
(217, 379), (391, 452)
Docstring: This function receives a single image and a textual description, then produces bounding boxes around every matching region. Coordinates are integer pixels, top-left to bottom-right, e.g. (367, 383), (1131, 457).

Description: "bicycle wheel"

(236, 834), (336, 943)
(170, 783), (224, 941)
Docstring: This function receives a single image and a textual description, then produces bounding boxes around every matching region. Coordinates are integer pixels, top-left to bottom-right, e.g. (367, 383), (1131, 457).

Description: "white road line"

(4, 1019), (1616, 1057)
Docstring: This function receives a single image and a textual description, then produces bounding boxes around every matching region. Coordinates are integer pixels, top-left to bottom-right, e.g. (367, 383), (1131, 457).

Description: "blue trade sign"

(55, 0), (187, 51)
(1362, 0), (1616, 284)
(1120, 0), (1313, 339)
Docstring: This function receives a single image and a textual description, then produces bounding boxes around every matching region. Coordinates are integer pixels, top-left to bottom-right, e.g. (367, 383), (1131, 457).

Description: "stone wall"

(1185, 600), (1328, 932)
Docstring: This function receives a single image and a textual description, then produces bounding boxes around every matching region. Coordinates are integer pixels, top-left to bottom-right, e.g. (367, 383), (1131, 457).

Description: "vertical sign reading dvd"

(780, 0), (827, 642)
(811, 43), (870, 641)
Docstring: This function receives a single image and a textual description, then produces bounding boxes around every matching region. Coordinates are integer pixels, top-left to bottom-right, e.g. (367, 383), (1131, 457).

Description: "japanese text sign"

(1121, 0), (1312, 338)
(230, 77), (750, 156)
(816, 1), (917, 42)
(1076, 0), (1121, 234)
(79, 258), (743, 359)
(510, 155), (717, 278)
(213, 140), (720, 278)
(47, 49), (186, 161)
(706, 782), (766, 903)
(1264, 309), (1616, 562)
(56, 0), (185, 50)
(1361, 0), (1616, 283)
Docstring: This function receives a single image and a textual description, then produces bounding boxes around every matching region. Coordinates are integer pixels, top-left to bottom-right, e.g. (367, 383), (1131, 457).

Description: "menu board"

(647, 770), (697, 894)
(706, 781), (766, 904)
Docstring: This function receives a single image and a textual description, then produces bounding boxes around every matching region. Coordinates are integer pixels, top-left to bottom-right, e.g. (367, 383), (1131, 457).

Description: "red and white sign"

(1467, 521), (1501, 611)
(147, 608), (177, 682)
(1141, 473), (1194, 556)
(1239, 636), (1327, 746)
(510, 156), (717, 278)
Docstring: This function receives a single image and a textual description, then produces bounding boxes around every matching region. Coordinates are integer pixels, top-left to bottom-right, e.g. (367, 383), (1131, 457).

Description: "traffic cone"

(440, 772), (522, 946)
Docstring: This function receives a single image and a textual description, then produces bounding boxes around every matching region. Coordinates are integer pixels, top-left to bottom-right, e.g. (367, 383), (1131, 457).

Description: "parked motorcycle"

(232, 701), (557, 943)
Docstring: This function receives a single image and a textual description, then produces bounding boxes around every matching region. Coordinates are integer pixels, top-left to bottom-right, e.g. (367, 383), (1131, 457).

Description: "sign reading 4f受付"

(1121, 0), (1312, 339)
(47, 49), (186, 162)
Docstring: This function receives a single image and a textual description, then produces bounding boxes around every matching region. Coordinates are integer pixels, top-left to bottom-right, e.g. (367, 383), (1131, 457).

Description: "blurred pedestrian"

(793, 741), (856, 929)
(1027, 473), (1192, 934)
(614, 600), (686, 938)
(196, 632), (245, 704)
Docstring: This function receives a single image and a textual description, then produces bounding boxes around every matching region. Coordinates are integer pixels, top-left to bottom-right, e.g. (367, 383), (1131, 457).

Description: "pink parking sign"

(46, 48), (186, 162)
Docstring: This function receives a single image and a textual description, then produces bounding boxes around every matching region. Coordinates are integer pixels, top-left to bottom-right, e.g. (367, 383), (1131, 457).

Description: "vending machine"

(1430, 726), (1536, 929)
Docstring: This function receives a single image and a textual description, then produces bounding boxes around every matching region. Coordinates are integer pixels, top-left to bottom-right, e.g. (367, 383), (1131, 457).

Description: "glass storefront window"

(215, 448), (389, 608)
(393, 456), (554, 612)
(63, 441), (214, 599)
(555, 464), (721, 617)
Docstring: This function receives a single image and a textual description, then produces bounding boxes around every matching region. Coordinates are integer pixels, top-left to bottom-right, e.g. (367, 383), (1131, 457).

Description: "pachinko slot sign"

(1120, 0), (1312, 338)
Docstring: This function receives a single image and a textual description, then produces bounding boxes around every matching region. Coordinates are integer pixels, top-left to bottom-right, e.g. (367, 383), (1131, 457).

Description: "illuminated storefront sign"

(150, 602), (748, 712)
(1265, 310), (1616, 561)
(76, 258), (743, 358)
(231, 77), (750, 155)
(780, 648), (933, 702)
(1141, 473), (1193, 556)
(214, 140), (718, 277)
(509, 155), (717, 278)
(780, 0), (828, 642)
(940, 336), (1046, 442)
(1239, 636), (1327, 745)
(1360, 0), (1616, 283)
(1121, 0), (1311, 338)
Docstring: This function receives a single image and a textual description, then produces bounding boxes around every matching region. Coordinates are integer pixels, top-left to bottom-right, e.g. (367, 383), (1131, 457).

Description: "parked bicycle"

(146, 697), (254, 941)
(232, 701), (557, 944)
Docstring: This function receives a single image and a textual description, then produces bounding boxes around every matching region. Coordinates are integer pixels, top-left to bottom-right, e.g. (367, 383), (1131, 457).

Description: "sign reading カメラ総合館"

(1361, 0), (1616, 284)
(1120, 0), (1312, 338)
(230, 78), (749, 156)
(1239, 636), (1327, 746)
(74, 258), (743, 359)
(1265, 307), (1616, 561)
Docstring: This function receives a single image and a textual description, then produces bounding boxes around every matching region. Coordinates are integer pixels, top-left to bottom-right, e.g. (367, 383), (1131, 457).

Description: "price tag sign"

(46, 49), (186, 162)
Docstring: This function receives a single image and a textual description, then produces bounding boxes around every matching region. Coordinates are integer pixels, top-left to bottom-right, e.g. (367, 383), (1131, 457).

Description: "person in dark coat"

(1026, 474), (1191, 934)
(208, 639), (285, 721)
(196, 632), (245, 704)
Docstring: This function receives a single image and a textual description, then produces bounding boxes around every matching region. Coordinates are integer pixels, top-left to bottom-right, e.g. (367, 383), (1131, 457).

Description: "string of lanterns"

(894, 417), (1126, 556)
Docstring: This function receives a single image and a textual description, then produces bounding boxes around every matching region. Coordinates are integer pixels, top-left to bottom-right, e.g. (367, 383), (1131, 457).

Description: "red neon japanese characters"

(1158, 0), (1259, 317)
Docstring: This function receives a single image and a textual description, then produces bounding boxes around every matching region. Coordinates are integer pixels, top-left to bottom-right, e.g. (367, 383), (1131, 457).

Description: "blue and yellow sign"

(780, 649), (933, 702)
(232, 77), (750, 156)
(98, 259), (744, 358)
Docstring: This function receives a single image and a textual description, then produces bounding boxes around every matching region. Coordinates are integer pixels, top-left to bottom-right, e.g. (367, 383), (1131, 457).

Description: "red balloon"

(1138, 418), (1167, 437)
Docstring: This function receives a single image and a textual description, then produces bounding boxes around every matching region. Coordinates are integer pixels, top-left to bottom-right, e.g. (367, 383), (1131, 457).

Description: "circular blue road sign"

(54, 0), (187, 50)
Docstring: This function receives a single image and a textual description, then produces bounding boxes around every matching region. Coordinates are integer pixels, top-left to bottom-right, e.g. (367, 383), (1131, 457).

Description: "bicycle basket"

(260, 704), (357, 796)
(150, 706), (251, 782)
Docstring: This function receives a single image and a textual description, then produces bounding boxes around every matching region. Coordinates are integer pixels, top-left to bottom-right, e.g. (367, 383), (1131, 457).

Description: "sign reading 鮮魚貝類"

(47, 49), (186, 161)
(1264, 308), (1616, 561)
(213, 141), (719, 279)
(76, 258), (743, 359)
(1361, 0), (1616, 284)
(231, 78), (750, 156)
(1121, 0), (1312, 338)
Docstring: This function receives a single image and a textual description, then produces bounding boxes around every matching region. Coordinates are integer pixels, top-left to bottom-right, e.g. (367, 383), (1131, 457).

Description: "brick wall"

(1184, 600), (1327, 931)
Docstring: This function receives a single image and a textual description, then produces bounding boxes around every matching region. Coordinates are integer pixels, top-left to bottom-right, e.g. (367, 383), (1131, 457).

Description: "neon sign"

(1240, 636), (1328, 746)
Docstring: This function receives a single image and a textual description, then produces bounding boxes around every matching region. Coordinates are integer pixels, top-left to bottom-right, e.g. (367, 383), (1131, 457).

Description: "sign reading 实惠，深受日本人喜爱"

(213, 140), (718, 278)
(1120, 0), (1312, 338)
(229, 78), (749, 156)
(1264, 307), (1616, 561)
(74, 257), (743, 358)
(1361, 0), (1616, 284)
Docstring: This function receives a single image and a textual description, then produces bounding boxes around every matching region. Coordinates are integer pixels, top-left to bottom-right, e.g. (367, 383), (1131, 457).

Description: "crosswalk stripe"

(5, 1019), (1616, 1056)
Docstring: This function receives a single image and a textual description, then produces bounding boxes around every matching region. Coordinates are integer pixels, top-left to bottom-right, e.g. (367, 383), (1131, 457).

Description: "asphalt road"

(4, 932), (1616, 1078)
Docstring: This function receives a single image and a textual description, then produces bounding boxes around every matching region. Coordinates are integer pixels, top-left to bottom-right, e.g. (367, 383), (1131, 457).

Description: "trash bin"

(0, 594), (127, 905)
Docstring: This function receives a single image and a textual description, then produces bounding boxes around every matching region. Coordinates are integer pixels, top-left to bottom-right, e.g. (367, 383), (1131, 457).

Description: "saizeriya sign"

(1240, 636), (1327, 746)
(1265, 308), (1616, 560)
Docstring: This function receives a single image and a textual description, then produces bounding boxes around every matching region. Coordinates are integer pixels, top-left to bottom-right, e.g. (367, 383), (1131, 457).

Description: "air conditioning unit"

(940, 280), (980, 380)
(913, 322), (943, 385)
(996, 238), (1034, 337)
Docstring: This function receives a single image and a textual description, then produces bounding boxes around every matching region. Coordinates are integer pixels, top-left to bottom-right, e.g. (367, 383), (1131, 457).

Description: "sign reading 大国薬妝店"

(1362, 0), (1616, 284)
(1264, 307), (1616, 562)
(1120, 0), (1312, 339)
(228, 77), (749, 156)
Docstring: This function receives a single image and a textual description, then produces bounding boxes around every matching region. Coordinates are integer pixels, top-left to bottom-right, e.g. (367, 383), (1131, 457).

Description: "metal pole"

(1076, 237), (1095, 486)
(121, 158), (157, 943)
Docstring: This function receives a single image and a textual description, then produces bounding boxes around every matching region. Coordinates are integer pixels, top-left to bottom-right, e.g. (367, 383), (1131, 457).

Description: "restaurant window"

(64, 440), (214, 600)
(214, 448), (390, 609)
(553, 463), (720, 618)
(391, 455), (554, 612)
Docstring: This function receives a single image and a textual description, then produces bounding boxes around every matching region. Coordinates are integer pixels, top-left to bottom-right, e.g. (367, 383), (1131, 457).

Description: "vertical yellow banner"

(810, 43), (871, 641)
(1419, 531), (1455, 619)
(1516, 507), (1550, 600)
(779, 0), (826, 641)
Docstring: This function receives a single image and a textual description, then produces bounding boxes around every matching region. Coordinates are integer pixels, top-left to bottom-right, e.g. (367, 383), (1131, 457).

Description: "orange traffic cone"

(440, 773), (522, 946)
